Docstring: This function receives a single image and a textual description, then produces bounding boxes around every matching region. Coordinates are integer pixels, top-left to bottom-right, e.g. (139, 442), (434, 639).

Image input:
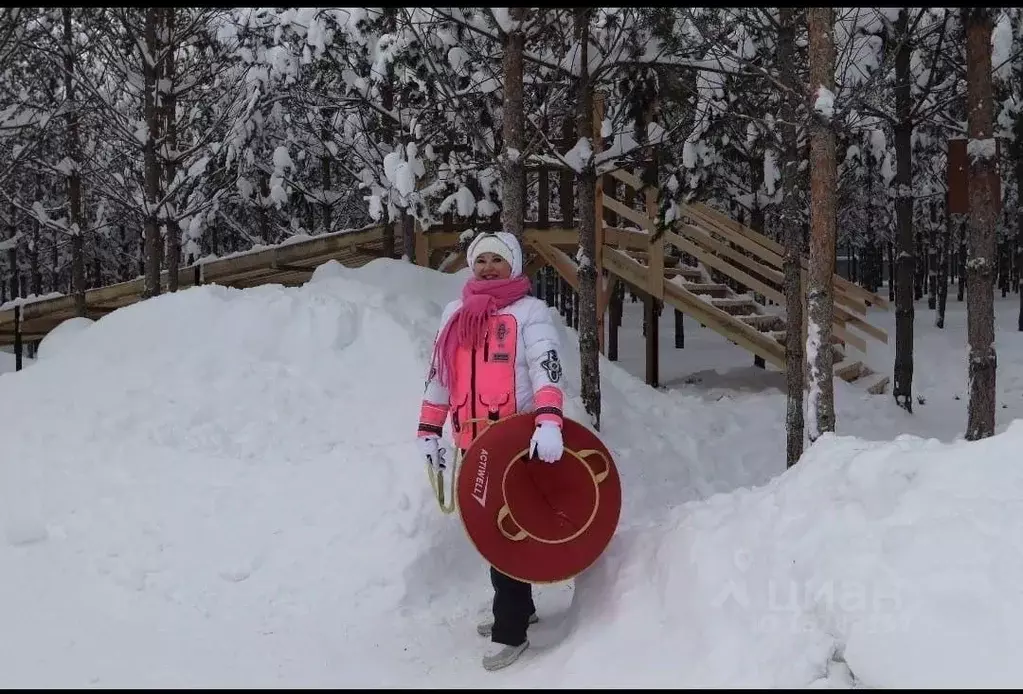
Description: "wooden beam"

(522, 228), (579, 247)
(0, 226), (387, 329)
(199, 224), (386, 284)
(528, 237), (580, 291)
(415, 220), (430, 267)
(523, 253), (547, 278)
(425, 228), (579, 254)
(597, 275), (618, 317)
(439, 250), (467, 273)
(602, 196), (654, 232)
(607, 167), (647, 194)
(602, 226), (651, 251)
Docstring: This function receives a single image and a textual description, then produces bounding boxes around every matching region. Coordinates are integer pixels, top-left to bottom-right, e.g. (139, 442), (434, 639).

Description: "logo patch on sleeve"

(541, 350), (562, 383)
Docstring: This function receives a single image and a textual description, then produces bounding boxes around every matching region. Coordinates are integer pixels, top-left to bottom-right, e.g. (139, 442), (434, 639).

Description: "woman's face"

(473, 252), (512, 280)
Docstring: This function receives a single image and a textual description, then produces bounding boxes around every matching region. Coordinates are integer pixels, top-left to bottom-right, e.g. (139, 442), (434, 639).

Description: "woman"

(416, 231), (565, 672)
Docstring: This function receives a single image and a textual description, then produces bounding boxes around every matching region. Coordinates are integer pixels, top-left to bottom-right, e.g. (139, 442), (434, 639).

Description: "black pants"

(490, 566), (535, 646)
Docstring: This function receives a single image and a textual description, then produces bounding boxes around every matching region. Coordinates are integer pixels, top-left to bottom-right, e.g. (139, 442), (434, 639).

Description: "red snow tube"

(456, 412), (622, 584)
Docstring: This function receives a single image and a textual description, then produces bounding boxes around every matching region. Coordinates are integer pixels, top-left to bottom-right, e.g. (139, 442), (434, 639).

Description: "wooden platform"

(0, 224), (387, 345)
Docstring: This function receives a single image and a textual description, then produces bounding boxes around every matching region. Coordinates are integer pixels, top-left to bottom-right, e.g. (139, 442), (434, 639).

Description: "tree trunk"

(963, 8), (998, 440)
(750, 152), (767, 369)
(63, 8), (86, 316)
(892, 9), (915, 412)
(1015, 106), (1023, 331)
(888, 241), (896, 301)
(957, 237), (967, 300)
(5, 201), (16, 301)
(51, 218), (59, 293)
(500, 7), (526, 240)
(401, 209), (415, 261)
(321, 107), (335, 233)
(937, 202), (956, 330)
(806, 6), (837, 443)
(142, 7), (162, 299)
(380, 43), (396, 257)
(30, 173), (42, 296)
(1019, 213), (1023, 333)
(778, 7), (805, 465)
(573, 7), (600, 429)
(258, 174), (271, 244)
(927, 202), (938, 309)
(163, 8), (181, 292)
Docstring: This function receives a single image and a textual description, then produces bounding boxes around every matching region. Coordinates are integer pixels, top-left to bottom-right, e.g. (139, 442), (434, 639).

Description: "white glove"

(529, 422), (564, 463)
(418, 435), (448, 472)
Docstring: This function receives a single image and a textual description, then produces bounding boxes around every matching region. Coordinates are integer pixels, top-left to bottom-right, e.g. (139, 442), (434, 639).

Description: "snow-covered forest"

(0, 7), (1019, 433)
(2, 10), (1023, 685)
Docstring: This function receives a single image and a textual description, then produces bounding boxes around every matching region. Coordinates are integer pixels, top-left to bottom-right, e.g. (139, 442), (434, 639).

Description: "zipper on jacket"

(470, 344), (478, 442)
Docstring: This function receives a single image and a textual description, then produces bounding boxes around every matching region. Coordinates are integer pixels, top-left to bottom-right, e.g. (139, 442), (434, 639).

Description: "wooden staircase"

(593, 169), (891, 394)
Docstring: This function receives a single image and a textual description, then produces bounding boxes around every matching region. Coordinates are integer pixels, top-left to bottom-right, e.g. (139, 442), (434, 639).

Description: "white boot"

(476, 612), (538, 637)
(482, 640), (529, 671)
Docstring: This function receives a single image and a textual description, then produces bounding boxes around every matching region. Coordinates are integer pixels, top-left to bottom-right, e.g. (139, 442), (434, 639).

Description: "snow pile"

(0, 259), (471, 686)
(1, 257), (1022, 687)
(547, 424), (1023, 688)
(35, 316), (95, 361)
(0, 349), (19, 374)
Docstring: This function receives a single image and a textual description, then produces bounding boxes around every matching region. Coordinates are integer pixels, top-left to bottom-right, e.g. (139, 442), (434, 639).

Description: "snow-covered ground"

(0, 259), (1021, 687)
(613, 291), (1023, 442)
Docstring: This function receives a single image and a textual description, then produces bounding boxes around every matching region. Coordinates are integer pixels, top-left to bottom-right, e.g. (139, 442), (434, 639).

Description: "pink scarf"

(431, 275), (532, 388)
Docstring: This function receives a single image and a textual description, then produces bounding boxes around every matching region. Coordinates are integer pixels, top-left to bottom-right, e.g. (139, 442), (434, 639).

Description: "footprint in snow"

(4, 519), (50, 547)
(219, 555), (264, 583)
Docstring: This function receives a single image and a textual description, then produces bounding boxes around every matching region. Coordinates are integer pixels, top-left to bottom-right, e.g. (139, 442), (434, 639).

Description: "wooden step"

(664, 266), (704, 282)
(681, 282), (730, 298)
(709, 297), (760, 316)
(629, 250), (680, 268)
(833, 359), (863, 382)
(859, 371), (890, 395)
(738, 313), (785, 332)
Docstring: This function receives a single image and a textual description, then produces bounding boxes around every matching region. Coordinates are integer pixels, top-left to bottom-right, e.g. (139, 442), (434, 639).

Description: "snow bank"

(1, 256), (1021, 687)
(1, 349), (19, 374)
(0, 259), (473, 686)
(552, 425), (1023, 688)
(36, 316), (95, 361)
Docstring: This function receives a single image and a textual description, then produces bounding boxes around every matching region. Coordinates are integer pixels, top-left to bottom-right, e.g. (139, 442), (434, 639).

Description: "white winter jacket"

(417, 294), (565, 448)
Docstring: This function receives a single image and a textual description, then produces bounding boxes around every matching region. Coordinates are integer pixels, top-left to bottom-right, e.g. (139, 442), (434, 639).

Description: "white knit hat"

(467, 231), (522, 277)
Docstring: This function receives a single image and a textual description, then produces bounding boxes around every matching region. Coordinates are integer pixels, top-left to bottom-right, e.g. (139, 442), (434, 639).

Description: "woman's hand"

(529, 422), (564, 463)
(417, 435), (447, 471)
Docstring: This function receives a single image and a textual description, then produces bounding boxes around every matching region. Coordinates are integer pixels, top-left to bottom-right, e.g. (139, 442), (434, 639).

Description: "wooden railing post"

(14, 304), (23, 371)
(414, 220), (430, 268)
